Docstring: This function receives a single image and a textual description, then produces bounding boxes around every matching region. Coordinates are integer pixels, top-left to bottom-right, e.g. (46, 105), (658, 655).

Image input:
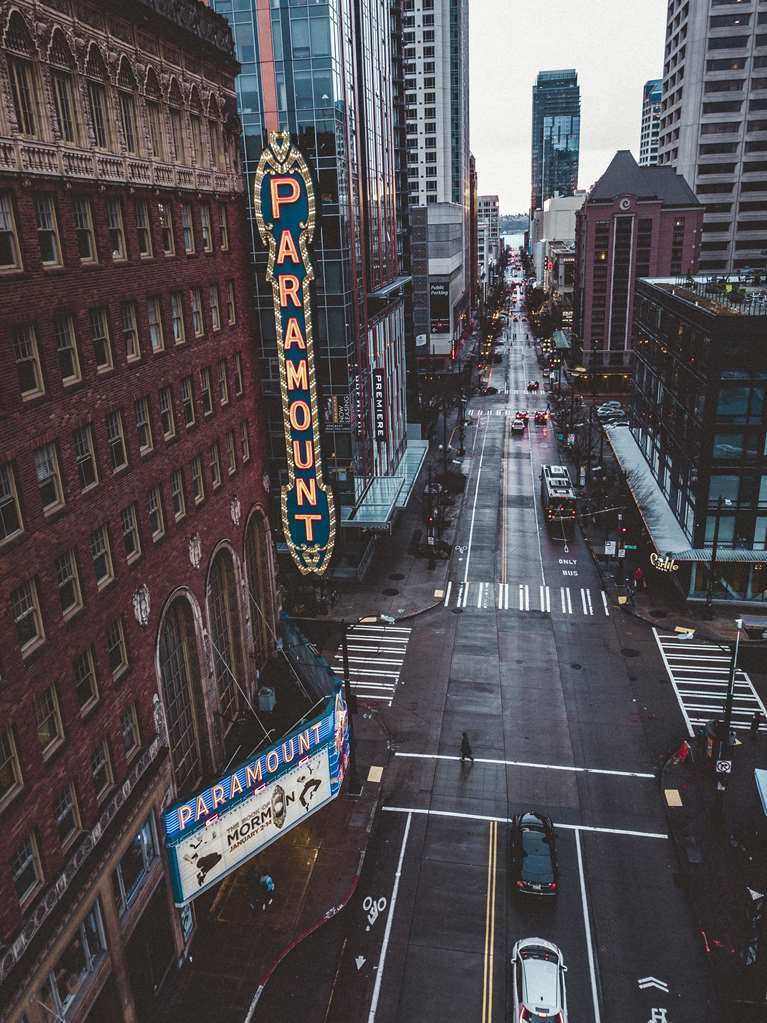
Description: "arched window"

(83, 44), (111, 150)
(144, 66), (165, 160)
(244, 512), (275, 669)
(5, 10), (41, 138)
(158, 597), (205, 792)
(167, 78), (186, 164)
(207, 550), (244, 728)
(189, 85), (203, 166)
(207, 94), (222, 170)
(116, 56), (139, 155)
(48, 28), (80, 144)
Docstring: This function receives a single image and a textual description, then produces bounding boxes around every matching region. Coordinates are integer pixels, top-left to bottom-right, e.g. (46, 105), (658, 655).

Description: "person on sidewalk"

(249, 872), (275, 912)
(632, 565), (646, 592)
(750, 711), (763, 739)
(460, 732), (474, 764)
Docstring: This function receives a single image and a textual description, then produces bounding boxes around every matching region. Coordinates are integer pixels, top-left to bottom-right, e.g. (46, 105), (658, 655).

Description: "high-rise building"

(573, 151), (702, 385)
(530, 69), (581, 217)
(639, 79), (662, 166)
(211, 0), (426, 577)
(477, 195), (500, 301)
(469, 153), (479, 310)
(0, 3), (278, 1021)
(658, 0), (767, 274)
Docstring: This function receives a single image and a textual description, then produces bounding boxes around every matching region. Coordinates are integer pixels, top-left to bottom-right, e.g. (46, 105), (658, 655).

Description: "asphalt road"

(314, 270), (721, 1023)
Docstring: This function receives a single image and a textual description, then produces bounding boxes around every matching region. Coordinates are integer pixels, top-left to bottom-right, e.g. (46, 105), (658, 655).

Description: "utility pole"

(722, 618), (743, 757)
(340, 624), (362, 795)
(705, 495), (724, 619)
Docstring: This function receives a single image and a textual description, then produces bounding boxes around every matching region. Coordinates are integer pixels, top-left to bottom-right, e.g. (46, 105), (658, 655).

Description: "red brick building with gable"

(0, 2), (277, 1020)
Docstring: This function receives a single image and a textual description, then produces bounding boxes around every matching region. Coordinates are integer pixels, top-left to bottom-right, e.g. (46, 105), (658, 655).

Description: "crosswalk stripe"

(332, 623), (412, 707)
(444, 581), (606, 616)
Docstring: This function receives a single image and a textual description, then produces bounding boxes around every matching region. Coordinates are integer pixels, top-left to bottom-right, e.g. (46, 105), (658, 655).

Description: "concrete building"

(639, 79), (662, 166)
(0, 3), (278, 1021)
(658, 0), (767, 273)
(469, 152), (479, 311)
(411, 203), (467, 370)
(477, 193), (499, 299)
(530, 69), (581, 218)
(532, 190), (586, 284)
(573, 151), (703, 385)
(212, 0), (426, 578)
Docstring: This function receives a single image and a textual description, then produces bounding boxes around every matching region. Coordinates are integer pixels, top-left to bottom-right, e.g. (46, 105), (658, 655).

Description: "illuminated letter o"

(289, 400), (311, 431)
(266, 750), (280, 774)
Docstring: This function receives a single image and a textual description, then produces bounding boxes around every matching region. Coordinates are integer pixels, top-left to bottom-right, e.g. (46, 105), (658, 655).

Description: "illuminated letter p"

(270, 176), (301, 218)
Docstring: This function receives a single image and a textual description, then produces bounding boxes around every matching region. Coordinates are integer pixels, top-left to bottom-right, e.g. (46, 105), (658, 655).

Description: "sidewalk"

(151, 712), (387, 1023)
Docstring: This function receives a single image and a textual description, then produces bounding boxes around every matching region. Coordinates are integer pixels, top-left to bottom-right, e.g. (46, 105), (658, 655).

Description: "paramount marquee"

(254, 131), (336, 575)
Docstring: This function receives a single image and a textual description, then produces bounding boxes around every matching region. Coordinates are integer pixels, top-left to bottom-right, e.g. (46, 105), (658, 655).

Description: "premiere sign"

(373, 369), (387, 442)
(163, 688), (349, 905)
(254, 131), (335, 575)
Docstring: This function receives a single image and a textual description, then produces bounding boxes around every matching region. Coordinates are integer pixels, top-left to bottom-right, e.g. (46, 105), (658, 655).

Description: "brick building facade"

(0, 2), (277, 1020)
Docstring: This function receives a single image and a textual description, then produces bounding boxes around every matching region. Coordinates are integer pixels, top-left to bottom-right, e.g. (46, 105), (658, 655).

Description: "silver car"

(511, 937), (568, 1022)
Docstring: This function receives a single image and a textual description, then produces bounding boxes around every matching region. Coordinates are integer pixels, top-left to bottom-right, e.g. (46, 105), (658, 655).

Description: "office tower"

(0, 2), (278, 1020)
(573, 151), (702, 385)
(658, 0), (767, 273)
(639, 79), (663, 166)
(530, 69), (581, 216)
(469, 153), (479, 310)
(212, 0), (426, 575)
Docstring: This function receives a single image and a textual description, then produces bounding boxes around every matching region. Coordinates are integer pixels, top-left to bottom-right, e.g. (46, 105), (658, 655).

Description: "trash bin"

(258, 686), (276, 713)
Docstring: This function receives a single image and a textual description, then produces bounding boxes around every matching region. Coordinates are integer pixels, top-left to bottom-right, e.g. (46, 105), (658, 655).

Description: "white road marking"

(463, 419), (490, 585)
(367, 812), (412, 1023)
(539, 584), (545, 611)
(566, 587), (573, 615)
(394, 751), (655, 778)
(444, 581), (452, 607)
(586, 589), (594, 615)
(498, 582), (504, 609)
(575, 828), (602, 1023)
(527, 430), (546, 586)
(560, 587), (567, 613)
(601, 590), (609, 616)
(580, 588), (588, 615)
(457, 582), (464, 608)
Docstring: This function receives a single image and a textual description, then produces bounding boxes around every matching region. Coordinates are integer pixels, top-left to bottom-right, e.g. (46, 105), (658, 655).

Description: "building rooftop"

(588, 150), (699, 206)
(639, 276), (767, 318)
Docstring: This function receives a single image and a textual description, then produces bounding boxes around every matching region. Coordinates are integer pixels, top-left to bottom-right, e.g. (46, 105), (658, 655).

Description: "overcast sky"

(470, 0), (667, 215)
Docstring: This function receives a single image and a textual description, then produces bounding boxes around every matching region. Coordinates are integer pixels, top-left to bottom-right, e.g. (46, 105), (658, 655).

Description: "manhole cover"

(649, 608), (668, 618)
(571, 663), (582, 670)
(621, 648), (640, 658)
(389, 573), (405, 581)
(382, 588), (399, 596)
(452, 608), (463, 615)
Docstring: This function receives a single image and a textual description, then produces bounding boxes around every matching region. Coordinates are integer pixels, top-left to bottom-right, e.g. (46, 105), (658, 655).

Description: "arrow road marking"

(355, 956), (366, 971)
(638, 977), (669, 992)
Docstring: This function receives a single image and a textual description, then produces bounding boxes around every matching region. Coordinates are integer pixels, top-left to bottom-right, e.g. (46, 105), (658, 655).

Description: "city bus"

(540, 465), (577, 533)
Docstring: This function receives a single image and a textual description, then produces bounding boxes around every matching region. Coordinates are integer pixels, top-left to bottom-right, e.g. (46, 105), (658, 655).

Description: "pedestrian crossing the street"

(331, 623), (412, 707)
(442, 580), (610, 617)
(654, 631), (767, 733)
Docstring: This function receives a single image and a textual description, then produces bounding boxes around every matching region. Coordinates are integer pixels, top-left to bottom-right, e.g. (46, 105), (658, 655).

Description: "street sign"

(604, 541), (617, 556)
(624, 544), (639, 550)
(716, 759), (732, 775)
(618, 548), (626, 558)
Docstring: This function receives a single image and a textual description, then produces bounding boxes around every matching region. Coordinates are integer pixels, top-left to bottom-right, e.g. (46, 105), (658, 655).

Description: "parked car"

(510, 811), (558, 895)
(512, 938), (569, 1023)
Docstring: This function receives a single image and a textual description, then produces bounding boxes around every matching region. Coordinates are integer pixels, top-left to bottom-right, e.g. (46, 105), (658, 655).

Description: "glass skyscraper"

(530, 69), (581, 216)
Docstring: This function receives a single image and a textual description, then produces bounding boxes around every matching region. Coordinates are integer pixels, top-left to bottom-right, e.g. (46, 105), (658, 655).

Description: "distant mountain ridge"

(499, 214), (529, 233)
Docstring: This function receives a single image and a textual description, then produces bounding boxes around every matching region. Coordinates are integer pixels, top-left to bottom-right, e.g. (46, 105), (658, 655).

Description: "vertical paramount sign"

(254, 132), (335, 575)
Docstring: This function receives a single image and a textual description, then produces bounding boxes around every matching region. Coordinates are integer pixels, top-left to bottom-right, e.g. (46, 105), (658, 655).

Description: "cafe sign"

(651, 552), (679, 573)
(254, 132), (335, 575)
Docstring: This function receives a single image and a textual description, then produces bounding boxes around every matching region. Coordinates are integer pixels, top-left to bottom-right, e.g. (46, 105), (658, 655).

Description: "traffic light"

(619, 524), (628, 537)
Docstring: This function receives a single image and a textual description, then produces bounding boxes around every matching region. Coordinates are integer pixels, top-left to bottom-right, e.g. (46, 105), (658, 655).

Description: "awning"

(341, 474), (404, 531)
(668, 549), (767, 563)
(368, 275), (412, 300)
(755, 769), (767, 817)
(552, 329), (571, 351)
(394, 440), (428, 509)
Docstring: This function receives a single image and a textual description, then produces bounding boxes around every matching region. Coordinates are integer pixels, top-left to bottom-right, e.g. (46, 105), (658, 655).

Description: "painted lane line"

(498, 582), (504, 610)
(601, 590), (610, 616)
(456, 582), (464, 608)
(463, 583), (471, 608)
(575, 828), (602, 1023)
(539, 584), (545, 611)
(527, 426), (546, 586)
(463, 419), (490, 585)
(566, 587), (573, 615)
(524, 583), (530, 611)
(560, 587), (567, 614)
(367, 812), (412, 1023)
(580, 588), (588, 615)
(394, 751), (656, 779)
(586, 588), (594, 616)
(481, 821), (498, 1023)
(381, 806), (667, 839)
(444, 581), (452, 607)
(545, 585), (551, 613)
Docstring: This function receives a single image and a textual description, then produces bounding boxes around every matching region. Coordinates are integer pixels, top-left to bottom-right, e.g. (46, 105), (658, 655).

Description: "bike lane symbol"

(363, 895), (387, 931)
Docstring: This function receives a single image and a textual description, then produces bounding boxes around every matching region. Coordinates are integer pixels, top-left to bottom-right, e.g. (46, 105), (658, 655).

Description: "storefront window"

(112, 814), (157, 915)
(38, 901), (106, 1017)
(708, 475), (740, 504)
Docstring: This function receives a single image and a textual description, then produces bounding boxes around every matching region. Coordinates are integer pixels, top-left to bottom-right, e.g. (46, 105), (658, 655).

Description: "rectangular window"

(181, 204), (195, 254)
(181, 376), (195, 426)
(226, 280), (237, 324)
(89, 307), (112, 372)
(240, 421), (250, 463)
(73, 198), (97, 262)
(73, 646), (99, 712)
(55, 314), (81, 384)
(121, 704), (141, 760)
(106, 199), (126, 260)
(200, 367), (213, 416)
(217, 359), (229, 405)
(34, 685), (63, 756)
(170, 107), (185, 163)
(191, 455), (204, 504)
(218, 204), (229, 250)
(158, 203), (175, 255)
(147, 486), (165, 540)
(200, 205), (213, 251)
(121, 504), (141, 562)
(191, 288), (204, 336)
(233, 352), (243, 396)
(190, 113), (203, 165)
(118, 90), (139, 154)
(89, 524), (114, 588)
(136, 199), (152, 257)
(12, 579), (44, 652)
(13, 324), (44, 398)
(210, 286), (221, 331)
(34, 444), (64, 512)
(171, 291), (185, 344)
(170, 469), (185, 521)
(55, 548), (82, 617)
(39, 902), (106, 1016)
(225, 431), (237, 476)
(112, 816), (156, 915)
(35, 196), (62, 266)
(0, 192), (22, 270)
(91, 741), (113, 800)
(73, 425), (98, 491)
(147, 297), (164, 353)
(209, 443), (222, 488)
(106, 410), (127, 471)
(87, 80), (110, 148)
(159, 386), (175, 440)
(12, 833), (42, 907)
(54, 783), (80, 848)
(8, 56), (38, 137)
(146, 99), (164, 159)
(135, 397), (153, 454)
(106, 617), (128, 677)
(0, 462), (23, 542)
(121, 301), (140, 362)
(1, 728), (23, 806)
(209, 120), (221, 168)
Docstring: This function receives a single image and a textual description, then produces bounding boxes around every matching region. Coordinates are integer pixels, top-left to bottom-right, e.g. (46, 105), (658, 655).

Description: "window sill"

(151, 532), (166, 544)
(0, 783), (24, 816)
(126, 551), (142, 567)
(17, 878), (44, 912)
(60, 828), (83, 854)
(95, 784), (115, 805)
(96, 365), (115, 376)
(20, 636), (46, 660)
(20, 389), (46, 402)
(41, 735), (65, 763)
(80, 697), (101, 720)
(62, 603), (84, 624)
(96, 576), (115, 593)
(112, 664), (129, 683)
(0, 527), (24, 547)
